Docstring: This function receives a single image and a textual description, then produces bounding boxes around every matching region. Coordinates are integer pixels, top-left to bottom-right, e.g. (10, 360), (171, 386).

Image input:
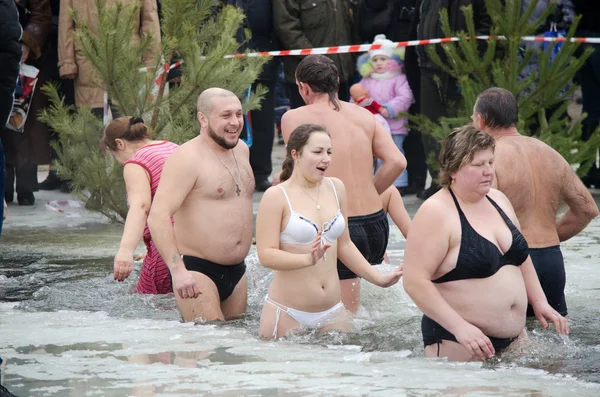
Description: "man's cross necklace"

(210, 147), (242, 196)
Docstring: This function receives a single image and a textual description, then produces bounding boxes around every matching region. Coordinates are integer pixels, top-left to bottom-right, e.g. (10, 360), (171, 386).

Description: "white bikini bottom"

(264, 295), (345, 340)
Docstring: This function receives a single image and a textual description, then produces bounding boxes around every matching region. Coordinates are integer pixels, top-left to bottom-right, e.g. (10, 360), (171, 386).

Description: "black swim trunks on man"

(526, 245), (568, 317)
(337, 209), (389, 280)
(421, 315), (517, 354)
(182, 256), (246, 301)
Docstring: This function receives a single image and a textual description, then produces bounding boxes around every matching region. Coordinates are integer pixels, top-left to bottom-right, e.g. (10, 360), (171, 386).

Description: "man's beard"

(208, 124), (238, 150)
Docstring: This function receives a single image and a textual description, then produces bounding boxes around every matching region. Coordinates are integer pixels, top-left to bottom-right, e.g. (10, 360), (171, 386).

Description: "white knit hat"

(369, 34), (394, 59)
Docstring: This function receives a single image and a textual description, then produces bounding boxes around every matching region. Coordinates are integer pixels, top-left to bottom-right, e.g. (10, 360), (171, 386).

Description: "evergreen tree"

(409, 0), (600, 176)
(40, 0), (269, 222)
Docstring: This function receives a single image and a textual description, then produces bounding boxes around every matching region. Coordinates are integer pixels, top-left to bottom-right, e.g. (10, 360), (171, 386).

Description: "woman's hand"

(453, 322), (495, 360)
(376, 264), (403, 287)
(533, 302), (569, 335)
(113, 249), (134, 282)
(307, 232), (331, 266)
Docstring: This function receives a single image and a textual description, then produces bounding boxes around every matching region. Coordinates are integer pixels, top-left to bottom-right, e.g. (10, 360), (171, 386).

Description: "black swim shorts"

(337, 209), (389, 280)
(526, 245), (568, 317)
(182, 256), (246, 301)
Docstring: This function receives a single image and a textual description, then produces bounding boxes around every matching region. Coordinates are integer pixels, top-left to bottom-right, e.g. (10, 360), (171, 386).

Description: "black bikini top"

(433, 188), (529, 284)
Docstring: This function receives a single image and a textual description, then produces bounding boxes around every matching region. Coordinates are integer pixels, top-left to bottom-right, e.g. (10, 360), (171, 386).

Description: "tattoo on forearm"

(171, 254), (180, 265)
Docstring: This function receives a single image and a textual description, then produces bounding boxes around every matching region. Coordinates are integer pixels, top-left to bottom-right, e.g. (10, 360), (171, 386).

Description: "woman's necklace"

(301, 182), (321, 210)
(210, 147), (242, 196)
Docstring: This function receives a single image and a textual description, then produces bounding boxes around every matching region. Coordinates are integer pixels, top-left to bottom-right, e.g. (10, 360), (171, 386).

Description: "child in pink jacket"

(352, 34), (414, 193)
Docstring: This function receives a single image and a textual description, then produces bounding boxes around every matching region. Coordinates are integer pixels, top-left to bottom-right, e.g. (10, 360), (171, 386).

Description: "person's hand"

(3, 199), (7, 220)
(62, 73), (77, 80)
(376, 264), (403, 287)
(379, 107), (390, 118)
(113, 249), (134, 282)
(453, 322), (495, 360)
(21, 44), (30, 63)
(533, 302), (569, 335)
(307, 232), (331, 266)
(172, 267), (201, 299)
(271, 172), (281, 186)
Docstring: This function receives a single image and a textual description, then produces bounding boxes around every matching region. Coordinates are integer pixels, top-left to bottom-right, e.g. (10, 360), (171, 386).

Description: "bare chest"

(195, 158), (255, 200)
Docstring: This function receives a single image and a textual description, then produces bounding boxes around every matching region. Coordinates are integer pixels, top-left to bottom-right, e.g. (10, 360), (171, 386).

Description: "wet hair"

(100, 116), (150, 152)
(474, 87), (518, 129)
(295, 55), (341, 111)
(280, 124), (329, 182)
(438, 124), (496, 188)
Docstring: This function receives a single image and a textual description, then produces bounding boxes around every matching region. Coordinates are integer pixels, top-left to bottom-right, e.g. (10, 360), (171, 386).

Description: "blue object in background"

(242, 85), (253, 148)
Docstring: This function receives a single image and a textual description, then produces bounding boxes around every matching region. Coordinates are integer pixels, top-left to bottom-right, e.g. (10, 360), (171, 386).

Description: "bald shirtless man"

(279, 55), (406, 313)
(148, 88), (254, 322)
(472, 87), (599, 317)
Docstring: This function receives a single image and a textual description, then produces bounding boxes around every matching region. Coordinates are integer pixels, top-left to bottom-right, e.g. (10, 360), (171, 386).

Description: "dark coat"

(415, 0), (493, 71)
(222, 0), (281, 82)
(0, 0), (22, 128)
(358, 0), (415, 43)
(273, 0), (358, 84)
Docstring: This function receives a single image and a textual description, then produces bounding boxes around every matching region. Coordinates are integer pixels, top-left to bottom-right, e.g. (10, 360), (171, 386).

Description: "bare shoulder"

(413, 192), (452, 225)
(487, 188), (522, 226)
(341, 101), (376, 125)
(163, 139), (197, 169)
(328, 177), (346, 193)
(487, 188), (514, 211)
(281, 107), (304, 126)
(259, 185), (288, 208)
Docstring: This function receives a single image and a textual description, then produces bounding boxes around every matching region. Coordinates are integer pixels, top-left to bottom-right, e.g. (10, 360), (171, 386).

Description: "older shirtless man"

(472, 87), (599, 317)
(148, 88), (254, 322)
(280, 55), (406, 313)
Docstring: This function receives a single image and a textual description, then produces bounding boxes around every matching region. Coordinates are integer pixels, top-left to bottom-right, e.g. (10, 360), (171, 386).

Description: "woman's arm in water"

(403, 198), (495, 360)
(114, 164), (152, 281)
(381, 186), (411, 238)
(333, 178), (402, 287)
(256, 187), (325, 271)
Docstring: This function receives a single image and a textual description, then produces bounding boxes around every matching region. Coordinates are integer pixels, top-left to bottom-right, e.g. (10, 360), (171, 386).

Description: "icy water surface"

(1, 197), (600, 396)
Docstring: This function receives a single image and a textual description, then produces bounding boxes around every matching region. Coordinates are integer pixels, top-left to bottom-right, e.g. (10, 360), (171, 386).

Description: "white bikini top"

(278, 178), (346, 246)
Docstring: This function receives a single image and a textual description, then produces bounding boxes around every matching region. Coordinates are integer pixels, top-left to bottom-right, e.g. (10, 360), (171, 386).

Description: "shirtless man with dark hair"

(279, 55), (407, 313)
(472, 87), (599, 317)
(148, 88), (254, 322)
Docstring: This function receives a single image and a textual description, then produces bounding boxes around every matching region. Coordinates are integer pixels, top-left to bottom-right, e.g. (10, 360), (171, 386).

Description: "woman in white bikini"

(256, 124), (403, 339)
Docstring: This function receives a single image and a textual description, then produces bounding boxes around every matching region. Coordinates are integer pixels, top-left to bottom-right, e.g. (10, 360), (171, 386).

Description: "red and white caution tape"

(224, 35), (600, 58)
(102, 34), (598, 122)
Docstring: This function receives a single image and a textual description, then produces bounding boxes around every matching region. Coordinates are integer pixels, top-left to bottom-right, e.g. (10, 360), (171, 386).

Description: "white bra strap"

(277, 185), (293, 212)
(328, 178), (340, 210)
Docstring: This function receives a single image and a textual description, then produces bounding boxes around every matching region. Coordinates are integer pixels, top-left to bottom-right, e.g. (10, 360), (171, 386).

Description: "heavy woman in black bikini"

(403, 125), (569, 361)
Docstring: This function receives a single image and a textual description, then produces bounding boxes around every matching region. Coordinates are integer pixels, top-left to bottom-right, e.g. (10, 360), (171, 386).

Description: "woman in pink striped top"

(100, 117), (178, 294)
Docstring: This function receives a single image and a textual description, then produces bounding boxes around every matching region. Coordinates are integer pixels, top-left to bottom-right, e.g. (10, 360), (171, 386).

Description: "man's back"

(494, 135), (591, 247)
(283, 102), (387, 217)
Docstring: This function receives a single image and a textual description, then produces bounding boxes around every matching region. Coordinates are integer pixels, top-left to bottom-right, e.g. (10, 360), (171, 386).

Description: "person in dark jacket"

(414, 0), (493, 200)
(37, 0), (76, 192)
(0, 0), (23, 234)
(2, 0), (52, 206)
(273, 0), (357, 109)
(573, 0), (600, 188)
(358, 0), (415, 43)
(222, 0), (281, 191)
